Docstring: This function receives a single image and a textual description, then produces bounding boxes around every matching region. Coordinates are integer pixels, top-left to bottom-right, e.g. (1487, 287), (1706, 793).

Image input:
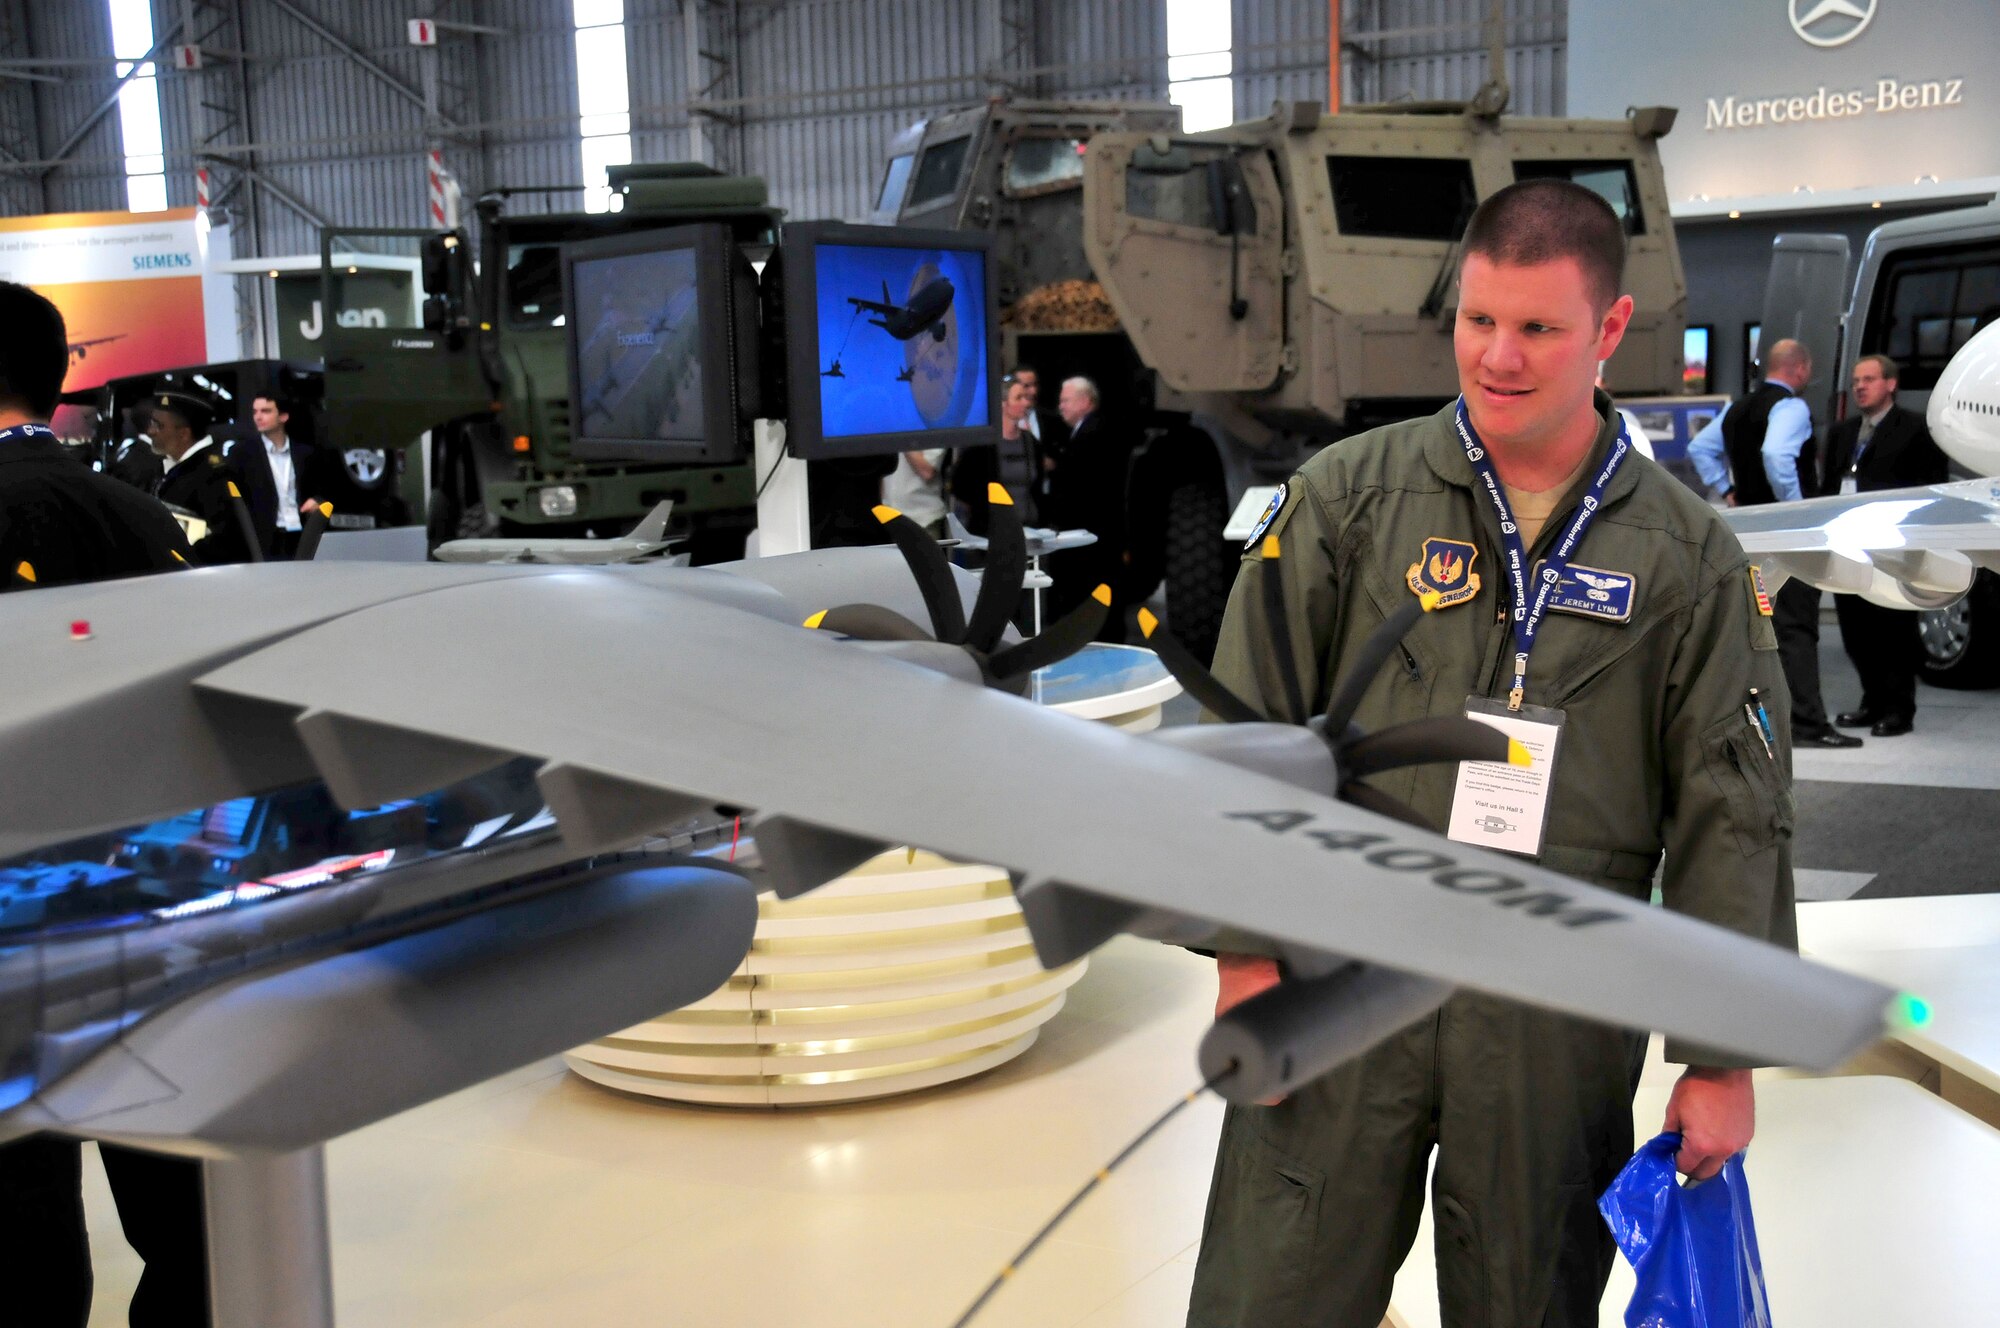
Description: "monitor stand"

(751, 419), (810, 558)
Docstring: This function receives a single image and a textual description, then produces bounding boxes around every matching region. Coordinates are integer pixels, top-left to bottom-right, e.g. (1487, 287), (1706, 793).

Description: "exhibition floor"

(75, 636), (2000, 1326)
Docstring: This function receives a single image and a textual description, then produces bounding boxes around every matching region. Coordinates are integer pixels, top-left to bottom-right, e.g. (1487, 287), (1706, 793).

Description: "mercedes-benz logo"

(1790, 0), (1877, 47)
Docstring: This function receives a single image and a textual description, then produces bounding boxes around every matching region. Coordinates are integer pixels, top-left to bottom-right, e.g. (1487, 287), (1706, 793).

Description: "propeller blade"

(804, 603), (935, 642)
(1131, 607), (1264, 724)
(962, 483), (1027, 653)
(874, 505), (966, 644)
(989, 584), (1111, 681)
(225, 480), (265, 564)
(1256, 536), (1309, 722)
(1342, 715), (1524, 780)
(1337, 779), (1432, 830)
(294, 502), (332, 562)
(1323, 590), (1441, 736)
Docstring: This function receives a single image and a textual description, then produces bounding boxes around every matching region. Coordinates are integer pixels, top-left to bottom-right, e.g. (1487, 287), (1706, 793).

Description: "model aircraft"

(66, 333), (125, 364)
(433, 500), (685, 566)
(821, 358), (845, 379)
(1719, 320), (2000, 607)
(849, 276), (954, 342)
(896, 364), (917, 383)
(0, 488), (1899, 1166)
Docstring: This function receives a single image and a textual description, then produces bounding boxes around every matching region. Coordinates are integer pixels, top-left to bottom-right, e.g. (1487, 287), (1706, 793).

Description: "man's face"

(1057, 383), (1092, 426)
(148, 412), (191, 459)
(1015, 371), (1038, 406)
(1851, 360), (1895, 414)
(1454, 253), (1631, 452)
(252, 398), (286, 436)
(1003, 382), (1032, 423)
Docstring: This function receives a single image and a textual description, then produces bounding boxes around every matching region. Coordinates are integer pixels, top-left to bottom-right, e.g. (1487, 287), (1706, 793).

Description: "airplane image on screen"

(66, 334), (126, 364)
(848, 275), (954, 342)
(576, 285), (700, 433)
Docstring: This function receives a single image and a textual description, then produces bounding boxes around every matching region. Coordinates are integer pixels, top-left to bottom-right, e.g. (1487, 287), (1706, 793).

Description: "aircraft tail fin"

(629, 500), (676, 545)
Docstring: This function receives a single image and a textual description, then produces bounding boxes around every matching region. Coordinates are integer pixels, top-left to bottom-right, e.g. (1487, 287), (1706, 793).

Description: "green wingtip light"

(1893, 992), (1933, 1030)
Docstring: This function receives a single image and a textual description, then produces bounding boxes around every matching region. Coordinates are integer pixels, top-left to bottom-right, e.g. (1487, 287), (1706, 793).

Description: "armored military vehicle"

(875, 94), (1688, 653)
(318, 163), (782, 558)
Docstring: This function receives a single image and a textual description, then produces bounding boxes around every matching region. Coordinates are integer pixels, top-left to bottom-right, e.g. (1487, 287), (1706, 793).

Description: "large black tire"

(1162, 480), (1233, 663)
(1919, 569), (2000, 689)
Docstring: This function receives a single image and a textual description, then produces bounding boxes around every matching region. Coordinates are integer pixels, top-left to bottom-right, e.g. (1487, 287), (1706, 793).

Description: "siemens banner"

(1571, 0), (1999, 210)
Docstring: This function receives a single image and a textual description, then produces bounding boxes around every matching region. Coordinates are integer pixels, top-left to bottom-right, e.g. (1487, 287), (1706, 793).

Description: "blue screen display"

(813, 242), (990, 439)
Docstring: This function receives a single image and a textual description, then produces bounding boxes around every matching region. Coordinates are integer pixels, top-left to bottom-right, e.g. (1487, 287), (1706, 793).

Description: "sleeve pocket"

(1701, 712), (1795, 857)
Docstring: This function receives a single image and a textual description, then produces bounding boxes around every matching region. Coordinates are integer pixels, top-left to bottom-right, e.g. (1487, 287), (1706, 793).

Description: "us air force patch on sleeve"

(1242, 482), (1288, 550)
(1534, 561), (1636, 622)
(1407, 536), (1481, 608)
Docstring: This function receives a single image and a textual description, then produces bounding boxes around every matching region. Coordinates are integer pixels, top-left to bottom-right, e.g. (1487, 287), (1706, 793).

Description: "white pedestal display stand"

(565, 644), (1180, 1105)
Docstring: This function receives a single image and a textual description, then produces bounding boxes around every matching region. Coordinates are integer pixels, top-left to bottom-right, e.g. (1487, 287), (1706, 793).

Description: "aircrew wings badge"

(1748, 565), (1774, 616)
(1407, 536), (1480, 608)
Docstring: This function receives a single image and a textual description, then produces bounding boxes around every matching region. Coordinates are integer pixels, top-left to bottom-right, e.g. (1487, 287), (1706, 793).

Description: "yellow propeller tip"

(226, 481), (242, 498)
(1419, 589), (1445, 612)
(1091, 583), (1113, 606)
(317, 501), (333, 517)
(803, 610), (828, 629)
(872, 504), (902, 524)
(905, 846), (917, 864)
(1507, 738), (1532, 768)
(14, 561), (34, 583)
(987, 482), (1013, 506)
(1136, 607), (1160, 638)
(170, 550), (186, 563)
(1261, 534), (1281, 560)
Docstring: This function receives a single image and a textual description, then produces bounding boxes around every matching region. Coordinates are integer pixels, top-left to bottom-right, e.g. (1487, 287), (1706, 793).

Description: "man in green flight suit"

(1186, 180), (1796, 1328)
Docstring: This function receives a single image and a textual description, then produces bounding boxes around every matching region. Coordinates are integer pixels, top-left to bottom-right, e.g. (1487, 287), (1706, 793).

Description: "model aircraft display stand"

(1798, 894), (2000, 1129)
(565, 643), (1181, 1105)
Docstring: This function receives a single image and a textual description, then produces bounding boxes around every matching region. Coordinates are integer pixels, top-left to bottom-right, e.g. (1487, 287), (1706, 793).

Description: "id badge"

(1446, 696), (1565, 858)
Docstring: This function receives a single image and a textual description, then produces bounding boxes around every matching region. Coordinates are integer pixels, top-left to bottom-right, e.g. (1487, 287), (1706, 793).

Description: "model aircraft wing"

(1722, 477), (2000, 608)
(131, 568), (1897, 1078)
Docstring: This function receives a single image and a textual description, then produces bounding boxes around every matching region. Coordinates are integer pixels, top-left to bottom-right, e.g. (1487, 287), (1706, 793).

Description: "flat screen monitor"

(776, 221), (999, 460)
(561, 223), (760, 464)
(1683, 324), (1712, 394)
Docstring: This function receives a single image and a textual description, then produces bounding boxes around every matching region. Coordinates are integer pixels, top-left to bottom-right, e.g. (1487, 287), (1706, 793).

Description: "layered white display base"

(565, 851), (1085, 1106)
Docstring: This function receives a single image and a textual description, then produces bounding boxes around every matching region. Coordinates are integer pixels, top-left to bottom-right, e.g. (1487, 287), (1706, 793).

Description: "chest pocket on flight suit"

(1701, 711), (1795, 858)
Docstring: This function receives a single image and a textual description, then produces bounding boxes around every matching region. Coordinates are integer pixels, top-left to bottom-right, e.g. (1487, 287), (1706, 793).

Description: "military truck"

(318, 163), (783, 559)
(874, 94), (1688, 653)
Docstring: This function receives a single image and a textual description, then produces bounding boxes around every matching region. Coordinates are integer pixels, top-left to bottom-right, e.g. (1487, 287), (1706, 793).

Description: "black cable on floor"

(945, 1061), (1240, 1328)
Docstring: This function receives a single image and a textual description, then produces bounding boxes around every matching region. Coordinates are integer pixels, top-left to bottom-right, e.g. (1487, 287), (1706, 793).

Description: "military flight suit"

(1187, 395), (1796, 1328)
(155, 441), (256, 565)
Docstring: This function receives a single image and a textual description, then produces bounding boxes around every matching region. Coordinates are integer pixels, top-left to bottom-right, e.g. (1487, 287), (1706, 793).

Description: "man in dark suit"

(151, 390), (263, 565)
(1044, 376), (1133, 630)
(1825, 354), (1952, 736)
(233, 393), (325, 559)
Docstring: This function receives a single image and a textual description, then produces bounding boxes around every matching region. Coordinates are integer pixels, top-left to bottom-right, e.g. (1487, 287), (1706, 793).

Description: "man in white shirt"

(250, 394), (322, 559)
(884, 447), (948, 538)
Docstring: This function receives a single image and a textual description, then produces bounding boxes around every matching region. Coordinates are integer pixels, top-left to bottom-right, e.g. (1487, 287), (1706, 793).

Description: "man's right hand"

(1215, 953), (1281, 1017)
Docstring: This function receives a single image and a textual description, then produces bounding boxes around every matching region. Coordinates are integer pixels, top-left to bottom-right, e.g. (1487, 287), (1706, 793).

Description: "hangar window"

(1327, 157), (1475, 242)
(906, 137), (972, 213)
(572, 0), (633, 214)
(1513, 160), (1646, 235)
(107, 0), (168, 212)
(877, 154), (915, 214)
(1004, 138), (1089, 196)
(1864, 244), (2000, 390)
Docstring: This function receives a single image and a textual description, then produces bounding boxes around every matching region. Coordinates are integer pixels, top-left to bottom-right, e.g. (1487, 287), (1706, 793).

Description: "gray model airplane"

(0, 488), (1901, 1165)
(432, 499), (684, 565)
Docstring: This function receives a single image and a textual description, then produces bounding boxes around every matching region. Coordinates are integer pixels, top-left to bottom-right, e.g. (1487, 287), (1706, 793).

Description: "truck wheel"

(1919, 570), (2000, 689)
(1163, 480), (1232, 663)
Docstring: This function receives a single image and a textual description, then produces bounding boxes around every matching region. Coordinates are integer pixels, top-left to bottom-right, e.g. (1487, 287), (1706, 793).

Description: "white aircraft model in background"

(1722, 320), (2000, 609)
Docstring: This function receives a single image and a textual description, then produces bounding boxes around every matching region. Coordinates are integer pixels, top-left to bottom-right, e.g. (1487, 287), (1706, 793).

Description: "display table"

(565, 643), (1179, 1106)
(1388, 1075), (2000, 1327)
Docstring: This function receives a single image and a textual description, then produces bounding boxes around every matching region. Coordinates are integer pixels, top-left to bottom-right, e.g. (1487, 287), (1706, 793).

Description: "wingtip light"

(1892, 991), (1934, 1031)
(872, 504), (903, 525)
(1091, 583), (1113, 607)
(1136, 607), (1160, 638)
(803, 610), (829, 630)
(987, 482), (1013, 507)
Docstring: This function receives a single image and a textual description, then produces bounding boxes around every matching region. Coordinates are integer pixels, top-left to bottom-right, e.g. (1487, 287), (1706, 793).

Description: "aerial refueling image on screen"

(572, 247), (705, 443)
(814, 243), (989, 438)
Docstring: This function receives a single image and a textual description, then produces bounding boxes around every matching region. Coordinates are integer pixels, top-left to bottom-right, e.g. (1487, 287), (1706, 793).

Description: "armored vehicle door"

(318, 227), (490, 469)
(1761, 233), (1850, 407)
(1083, 136), (1286, 393)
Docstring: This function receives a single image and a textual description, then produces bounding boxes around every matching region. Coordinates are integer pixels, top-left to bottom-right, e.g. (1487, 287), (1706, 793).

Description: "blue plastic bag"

(1597, 1132), (1772, 1328)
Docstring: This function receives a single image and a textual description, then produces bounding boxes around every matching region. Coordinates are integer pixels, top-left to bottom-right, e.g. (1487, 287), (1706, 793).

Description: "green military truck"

(319, 163), (782, 558)
(873, 94), (1689, 654)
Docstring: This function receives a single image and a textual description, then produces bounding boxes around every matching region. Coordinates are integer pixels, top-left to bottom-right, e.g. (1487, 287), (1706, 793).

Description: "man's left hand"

(1662, 1066), (1754, 1180)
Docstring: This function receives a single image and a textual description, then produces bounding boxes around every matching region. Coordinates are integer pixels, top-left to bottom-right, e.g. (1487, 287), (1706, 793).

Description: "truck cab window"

(1868, 248), (2000, 389)
(1326, 156), (1475, 241)
(1005, 138), (1088, 195)
(877, 153), (915, 214)
(507, 244), (564, 327)
(1123, 147), (1226, 232)
(1513, 160), (1645, 235)
(906, 137), (971, 213)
